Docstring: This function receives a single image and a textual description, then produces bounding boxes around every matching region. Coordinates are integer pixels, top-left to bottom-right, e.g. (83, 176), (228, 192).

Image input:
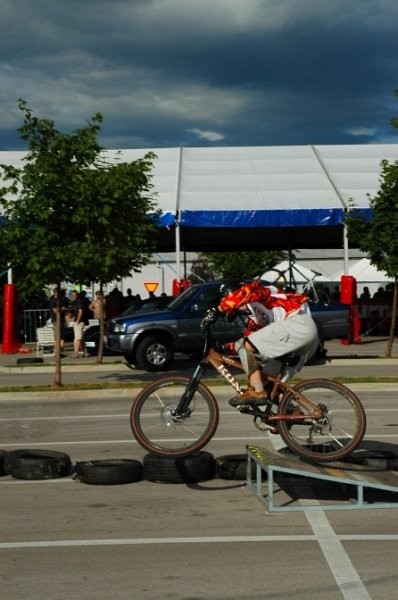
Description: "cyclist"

(218, 279), (319, 406)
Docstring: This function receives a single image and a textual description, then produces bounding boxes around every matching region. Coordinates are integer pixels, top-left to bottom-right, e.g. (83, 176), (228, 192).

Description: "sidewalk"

(0, 336), (396, 371)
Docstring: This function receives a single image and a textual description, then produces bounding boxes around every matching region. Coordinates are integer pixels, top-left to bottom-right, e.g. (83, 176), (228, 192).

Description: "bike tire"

(277, 379), (366, 463)
(130, 375), (219, 458)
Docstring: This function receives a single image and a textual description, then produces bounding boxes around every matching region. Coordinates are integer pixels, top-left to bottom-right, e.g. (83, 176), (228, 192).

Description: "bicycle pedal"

(229, 397), (267, 410)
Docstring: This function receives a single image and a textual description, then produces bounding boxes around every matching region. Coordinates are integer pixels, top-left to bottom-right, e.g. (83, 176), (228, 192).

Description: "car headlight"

(114, 323), (127, 333)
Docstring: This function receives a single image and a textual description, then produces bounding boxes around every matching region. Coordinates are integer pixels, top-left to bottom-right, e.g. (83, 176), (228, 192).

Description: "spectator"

(70, 290), (85, 358)
(331, 286), (340, 303)
(373, 286), (385, 300)
(80, 290), (92, 324)
(359, 286), (371, 301)
(106, 287), (124, 318)
(89, 290), (107, 320)
(134, 294), (142, 310)
(123, 288), (136, 310)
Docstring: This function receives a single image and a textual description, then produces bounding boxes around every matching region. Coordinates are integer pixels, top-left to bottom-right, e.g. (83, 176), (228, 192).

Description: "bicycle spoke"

(278, 379), (366, 462)
(130, 377), (219, 457)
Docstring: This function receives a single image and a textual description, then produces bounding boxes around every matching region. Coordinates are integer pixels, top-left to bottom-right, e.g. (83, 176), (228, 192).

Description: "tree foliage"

(0, 100), (160, 295)
(345, 155), (398, 356)
(0, 99), (160, 382)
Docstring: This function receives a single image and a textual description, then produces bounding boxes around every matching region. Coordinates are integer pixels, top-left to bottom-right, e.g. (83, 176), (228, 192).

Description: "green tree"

(192, 250), (286, 282)
(345, 158), (398, 356)
(0, 99), (160, 384)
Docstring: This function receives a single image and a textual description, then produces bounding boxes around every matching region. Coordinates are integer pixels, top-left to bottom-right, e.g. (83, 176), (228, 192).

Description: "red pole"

(2, 283), (20, 353)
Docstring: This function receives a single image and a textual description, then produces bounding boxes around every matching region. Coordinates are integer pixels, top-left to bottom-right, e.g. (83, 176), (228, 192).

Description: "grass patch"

(1, 376), (398, 394)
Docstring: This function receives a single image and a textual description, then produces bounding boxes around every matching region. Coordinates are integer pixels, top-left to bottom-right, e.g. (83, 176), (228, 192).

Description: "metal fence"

(22, 309), (51, 343)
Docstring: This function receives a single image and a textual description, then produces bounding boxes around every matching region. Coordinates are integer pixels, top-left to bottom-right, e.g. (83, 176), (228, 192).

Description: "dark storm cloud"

(0, 0), (397, 149)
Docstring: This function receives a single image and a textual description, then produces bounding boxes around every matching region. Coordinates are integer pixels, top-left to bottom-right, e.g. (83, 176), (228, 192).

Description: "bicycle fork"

(174, 361), (209, 418)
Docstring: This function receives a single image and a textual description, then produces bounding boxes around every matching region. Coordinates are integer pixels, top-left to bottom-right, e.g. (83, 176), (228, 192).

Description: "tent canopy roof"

(2, 144), (398, 251)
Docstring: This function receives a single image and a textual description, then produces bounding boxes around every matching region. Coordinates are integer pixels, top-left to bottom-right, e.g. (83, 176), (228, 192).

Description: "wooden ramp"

(246, 443), (398, 512)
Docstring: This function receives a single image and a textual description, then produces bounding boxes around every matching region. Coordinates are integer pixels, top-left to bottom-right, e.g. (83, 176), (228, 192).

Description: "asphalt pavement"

(2, 336), (398, 599)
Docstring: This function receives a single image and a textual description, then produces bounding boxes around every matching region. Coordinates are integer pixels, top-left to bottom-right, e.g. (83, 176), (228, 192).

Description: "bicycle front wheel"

(130, 376), (219, 458)
(277, 379), (366, 462)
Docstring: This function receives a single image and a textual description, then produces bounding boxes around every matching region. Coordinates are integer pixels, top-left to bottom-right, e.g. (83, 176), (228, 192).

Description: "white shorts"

(73, 322), (85, 341)
(247, 314), (319, 379)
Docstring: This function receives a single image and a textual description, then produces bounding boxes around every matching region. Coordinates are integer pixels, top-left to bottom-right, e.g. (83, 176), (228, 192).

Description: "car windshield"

(166, 286), (198, 310)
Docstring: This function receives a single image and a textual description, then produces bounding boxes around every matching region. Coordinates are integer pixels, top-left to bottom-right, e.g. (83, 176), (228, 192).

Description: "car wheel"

(4, 449), (72, 480)
(143, 451), (216, 483)
(135, 335), (174, 371)
(74, 459), (143, 485)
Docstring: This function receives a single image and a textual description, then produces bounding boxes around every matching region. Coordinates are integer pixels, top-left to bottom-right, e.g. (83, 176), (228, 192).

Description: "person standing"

(89, 290), (107, 320)
(70, 290), (85, 358)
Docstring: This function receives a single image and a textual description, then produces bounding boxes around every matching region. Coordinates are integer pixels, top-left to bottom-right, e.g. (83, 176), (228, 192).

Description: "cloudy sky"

(1, 0), (397, 150)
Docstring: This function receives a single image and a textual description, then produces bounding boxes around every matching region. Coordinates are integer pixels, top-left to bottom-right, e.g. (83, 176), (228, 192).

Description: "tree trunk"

(54, 282), (63, 386)
(96, 284), (104, 365)
(385, 279), (397, 358)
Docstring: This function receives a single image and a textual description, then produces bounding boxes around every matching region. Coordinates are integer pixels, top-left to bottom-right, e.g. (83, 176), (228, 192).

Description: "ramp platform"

(246, 443), (398, 512)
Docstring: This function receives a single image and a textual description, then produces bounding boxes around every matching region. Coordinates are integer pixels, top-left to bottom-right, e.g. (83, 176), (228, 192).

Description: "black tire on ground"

(16, 357), (44, 365)
(4, 449), (72, 480)
(216, 454), (261, 481)
(143, 451), (216, 483)
(0, 449), (7, 476)
(345, 450), (398, 471)
(75, 459), (143, 485)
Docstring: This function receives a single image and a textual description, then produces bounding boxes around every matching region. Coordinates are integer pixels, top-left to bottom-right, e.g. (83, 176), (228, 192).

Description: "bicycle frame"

(175, 319), (322, 424)
(130, 308), (366, 462)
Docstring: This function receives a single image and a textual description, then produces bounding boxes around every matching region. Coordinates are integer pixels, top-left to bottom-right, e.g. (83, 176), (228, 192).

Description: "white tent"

(2, 144), (398, 280)
(330, 258), (391, 283)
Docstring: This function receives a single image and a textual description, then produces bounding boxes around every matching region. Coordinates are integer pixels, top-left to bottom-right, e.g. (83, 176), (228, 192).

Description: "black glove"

(201, 308), (218, 328)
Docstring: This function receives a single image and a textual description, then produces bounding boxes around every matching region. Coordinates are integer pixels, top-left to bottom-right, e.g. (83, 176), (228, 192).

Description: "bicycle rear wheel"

(277, 379), (366, 462)
(262, 269), (287, 289)
(130, 376), (219, 458)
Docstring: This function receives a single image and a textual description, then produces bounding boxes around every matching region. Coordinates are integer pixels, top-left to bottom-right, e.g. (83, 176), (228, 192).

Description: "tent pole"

(175, 219), (181, 282)
(343, 222), (349, 274)
(174, 147), (183, 282)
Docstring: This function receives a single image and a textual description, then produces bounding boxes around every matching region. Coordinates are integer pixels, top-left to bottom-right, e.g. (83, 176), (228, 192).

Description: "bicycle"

(130, 309), (366, 463)
(264, 262), (331, 305)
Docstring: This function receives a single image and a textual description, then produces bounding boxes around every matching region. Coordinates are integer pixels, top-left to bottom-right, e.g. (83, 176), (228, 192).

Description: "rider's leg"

(247, 315), (319, 380)
(233, 339), (267, 402)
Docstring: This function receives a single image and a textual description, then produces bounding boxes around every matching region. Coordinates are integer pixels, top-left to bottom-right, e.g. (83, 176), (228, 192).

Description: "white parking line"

(305, 506), (371, 600)
(1, 533), (398, 550)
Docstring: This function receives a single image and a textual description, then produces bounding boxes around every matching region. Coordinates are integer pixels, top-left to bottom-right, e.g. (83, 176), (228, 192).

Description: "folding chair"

(36, 326), (55, 357)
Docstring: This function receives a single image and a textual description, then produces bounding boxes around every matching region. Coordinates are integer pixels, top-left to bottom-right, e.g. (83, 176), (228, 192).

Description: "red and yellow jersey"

(219, 280), (309, 336)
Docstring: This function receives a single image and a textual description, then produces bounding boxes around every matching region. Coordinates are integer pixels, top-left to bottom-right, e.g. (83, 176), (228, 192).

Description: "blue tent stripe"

(178, 208), (374, 228)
